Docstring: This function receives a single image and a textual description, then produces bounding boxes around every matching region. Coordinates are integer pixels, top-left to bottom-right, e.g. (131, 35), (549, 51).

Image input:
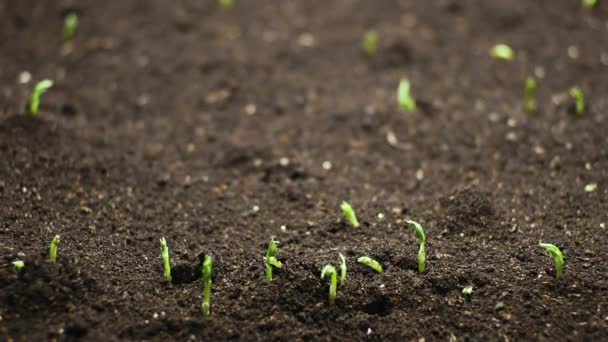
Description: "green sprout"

(219, 0), (234, 11)
(339, 253), (347, 285)
(570, 86), (585, 115)
(539, 243), (564, 277)
(357, 256), (383, 273)
(524, 76), (537, 113)
(265, 237), (283, 282)
(406, 219), (426, 273)
(159, 238), (172, 282)
(28, 79), (53, 116)
(490, 44), (514, 60)
(63, 12), (78, 42)
(48, 235), (60, 262)
(398, 78), (416, 112)
(362, 30), (378, 58)
(582, 0), (598, 9)
(321, 265), (338, 305)
(12, 260), (24, 271)
(201, 255), (212, 316)
(340, 201), (360, 228)
(462, 285), (473, 296)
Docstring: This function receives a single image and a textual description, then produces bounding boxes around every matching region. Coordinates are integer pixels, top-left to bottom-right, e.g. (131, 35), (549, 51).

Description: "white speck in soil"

(244, 103), (257, 115)
(367, 328), (373, 335)
(280, 225), (287, 232)
(568, 46), (580, 59)
(252, 205), (260, 213)
(18, 71), (31, 84)
(415, 169), (424, 181)
(297, 33), (316, 47)
(322, 161), (332, 170)
(279, 157), (289, 166)
(534, 66), (546, 79)
(377, 213), (384, 220)
(584, 183), (597, 193)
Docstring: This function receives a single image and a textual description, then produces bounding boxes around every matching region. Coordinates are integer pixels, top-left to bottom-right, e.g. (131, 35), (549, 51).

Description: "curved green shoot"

(357, 256), (383, 273)
(570, 86), (585, 115)
(362, 30), (378, 58)
(582, 0), (598, 9)
(539, 243), (564, 277)
(29, 79), (53, 116)
(398, 79), (416, 112)
(340, 201), (360, 228)
(524, 76), (537, 113)
(265, 236), (283, 282)
(406, 219), (426, 273)
(13, 260), (24, 271)
(339, 253), (347, 285)
(63, 12), (78, 42)
(159, 238), (172, 282)
(321, 265), (337, 305)
(219, 0), (234, 11)
(490, 44), (514, 60)
(49, 235), (60, 262)
(202, 255), (212, 316)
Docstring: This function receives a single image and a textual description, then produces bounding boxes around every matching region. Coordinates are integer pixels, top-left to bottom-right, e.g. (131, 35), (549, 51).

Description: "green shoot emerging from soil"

(28, 79), (53, 116)
(398, 79), (416, 112)
(265, 236), (283, 282)
(462, 285), (473, 296)
(63, 12), (78, 42)
(406, 219), (426, 273)
(362, 30), (378, 58)
(490, 44), (514, 60)
(524, 76), (537, 113)
(159, 238), (172, 282)
(570, 86), (585, 115)
(321, 265), (338, 305)
(582, 0), (598, 9)
(539, 243), (564, 277)
(357, 256), (383, 273)
(339, 253), (347, 285)
(341, 201), (360, 227)
(202, 255), (212, 316)
(13, 260), (24, 271)
(219, 0), (234, 11)
(49, 235), (60, 262)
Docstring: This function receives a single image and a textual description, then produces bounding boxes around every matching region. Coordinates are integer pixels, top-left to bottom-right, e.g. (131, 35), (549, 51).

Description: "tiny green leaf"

(219, 0), (234, 11)
(406, 219), (426, 273)
(397, 78), (416, 112)
(357, 256), (383, 273)
(201, 255), (212, 316)
(338, 253), (347, 285)
(63, 12), (78, 42)
(539, 243), (564, 277)
(524, 76), (537, 113)
(582, 0), (598, 9)
(570, 86), (585, 115)
(340, 201), (360, 227)
(29, 79), (53, 116)
(490, 44), (514, 60)
(48, 235), (60, 262)
(462, 285), (473, 296)
(12, 260), (24, 271)
(362, 30), (378, 58)
(159, 238), (172, 282)
(321, 264), (337, 305)
(265, 236), (282, 282)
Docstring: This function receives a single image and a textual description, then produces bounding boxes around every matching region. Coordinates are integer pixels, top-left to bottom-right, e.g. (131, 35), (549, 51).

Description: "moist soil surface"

(1, 0), (608, 340)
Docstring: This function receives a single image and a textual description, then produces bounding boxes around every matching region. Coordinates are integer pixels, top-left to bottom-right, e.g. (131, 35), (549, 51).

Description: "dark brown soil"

(1, 0), (608, 340)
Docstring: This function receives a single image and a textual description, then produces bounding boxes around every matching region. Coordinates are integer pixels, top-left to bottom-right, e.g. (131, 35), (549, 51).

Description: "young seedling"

(357, 256), (383, 273)
(398, 79), (416, 112)
(321, 265), (338, 305)
(339, 253), (347, 285)
(63, 12), (78, 43)
(219, 0), (234, 11)
(201, 255), (212, 316)
(490, 44), (514, 60)
(12, 260), (24, 271)
(582, 0), (598, 9)
(340, 201), (360, 228)
(159, 238), (172, 282)
(570, 86), (585, 115)
(539, 243), (564, 277)
(48, 235), (60, 262)
(362, 30), (378, 58)
(265, 236), (283, 282)
(524, 76), (537, 113)
(28, 80), (53, 116)
(406, 219), (426, 273)
(462, 285), (473, 296)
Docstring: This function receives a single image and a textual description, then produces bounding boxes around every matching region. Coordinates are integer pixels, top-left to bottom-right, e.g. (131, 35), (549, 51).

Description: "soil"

(1, 0), (608, 340)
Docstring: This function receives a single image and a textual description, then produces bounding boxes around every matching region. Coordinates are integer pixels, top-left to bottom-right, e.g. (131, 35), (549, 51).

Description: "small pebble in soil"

(297, 33), (316, 47)
(244, 103), (256, 115)
(280, 225), (287, 232)
(367, 328), (373, 335)
(279, 157), (289, 166)
(584, 183), (597, 192)
(252, 205), (260, 213)
(18, 71), (31, 84)
(322, 161), (332, 170)
(567, 46), (580, 59)
(377, 213), (384, 220)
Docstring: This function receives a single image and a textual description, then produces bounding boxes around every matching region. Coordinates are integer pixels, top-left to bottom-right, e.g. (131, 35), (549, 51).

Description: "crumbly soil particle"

(1, 0), (608, 340)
